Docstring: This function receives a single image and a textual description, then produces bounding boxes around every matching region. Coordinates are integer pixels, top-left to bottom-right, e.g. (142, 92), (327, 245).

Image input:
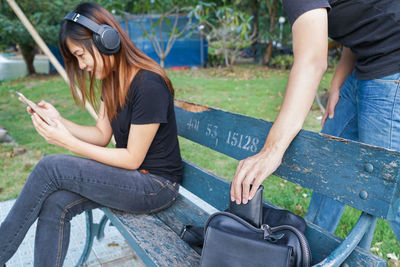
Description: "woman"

(231, 0), (400, 240)
(0, 2), (182, 266)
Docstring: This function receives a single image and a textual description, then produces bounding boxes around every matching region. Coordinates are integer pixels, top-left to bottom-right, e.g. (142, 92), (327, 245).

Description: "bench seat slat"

(101, 206), (200, 267)
(175, 103), (400, 220)
(155, 193), (211, 235)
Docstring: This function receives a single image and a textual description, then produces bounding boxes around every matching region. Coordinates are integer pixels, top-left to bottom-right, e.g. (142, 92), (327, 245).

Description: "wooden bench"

(75, 99), (399, 266)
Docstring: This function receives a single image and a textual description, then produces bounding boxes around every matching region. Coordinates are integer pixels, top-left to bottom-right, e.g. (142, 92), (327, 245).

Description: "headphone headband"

(64, 12), (103, 35)
(63, 11), (121, 55)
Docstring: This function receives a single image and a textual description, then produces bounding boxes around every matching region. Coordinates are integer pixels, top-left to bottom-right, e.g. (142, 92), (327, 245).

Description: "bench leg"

(76, 210), (110, 266)
(358, 216), (377, 250)
(313, 212), (375, 267)
(96, 214), (109, 240)
(76, 210), (96, 267)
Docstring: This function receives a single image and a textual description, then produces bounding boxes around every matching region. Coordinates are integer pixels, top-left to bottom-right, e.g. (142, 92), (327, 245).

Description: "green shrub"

(270, 54), (294, 70)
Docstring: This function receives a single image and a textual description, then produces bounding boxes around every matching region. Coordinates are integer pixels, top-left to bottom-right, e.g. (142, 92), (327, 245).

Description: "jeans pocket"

(147, 185), (179, 214)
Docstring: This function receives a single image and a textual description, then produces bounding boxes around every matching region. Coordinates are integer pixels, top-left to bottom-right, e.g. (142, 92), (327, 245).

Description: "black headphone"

(64, 12), (121, 55)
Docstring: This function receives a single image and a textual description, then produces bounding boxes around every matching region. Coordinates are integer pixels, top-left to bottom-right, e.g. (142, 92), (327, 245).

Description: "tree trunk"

(264, 42), (273, 65)
(263, 0), (278, 65)
(20, 43), (36, 75)
(250, 0), (259, 59)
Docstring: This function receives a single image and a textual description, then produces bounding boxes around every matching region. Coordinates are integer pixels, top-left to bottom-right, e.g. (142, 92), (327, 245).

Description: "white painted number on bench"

(186, 119), (200, 132)
(226, 131), (260, 152)
(206, 123), (218, 138)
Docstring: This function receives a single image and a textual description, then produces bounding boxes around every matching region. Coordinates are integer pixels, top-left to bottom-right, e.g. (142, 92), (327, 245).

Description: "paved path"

(0, 199), (144, 266)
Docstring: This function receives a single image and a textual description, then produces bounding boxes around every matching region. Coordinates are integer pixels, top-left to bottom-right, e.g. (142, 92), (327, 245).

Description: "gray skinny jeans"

(0, 154), (179, 267)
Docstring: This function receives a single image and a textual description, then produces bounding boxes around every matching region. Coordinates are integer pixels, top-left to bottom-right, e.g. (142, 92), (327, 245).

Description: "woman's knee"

(39, 190), (89, 222)
(30, 154), (79, 185)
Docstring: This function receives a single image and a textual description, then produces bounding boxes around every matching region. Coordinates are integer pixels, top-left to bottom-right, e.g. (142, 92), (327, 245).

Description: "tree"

(0, 0), (80, 75)
(192, 2), (257, 67)
(263, 0), (280, 65)
(224, 0), (287, 65)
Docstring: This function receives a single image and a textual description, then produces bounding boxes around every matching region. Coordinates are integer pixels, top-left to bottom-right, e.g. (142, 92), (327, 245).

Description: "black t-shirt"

(110, 70), (183, 183)
(282, 0), (400, 80)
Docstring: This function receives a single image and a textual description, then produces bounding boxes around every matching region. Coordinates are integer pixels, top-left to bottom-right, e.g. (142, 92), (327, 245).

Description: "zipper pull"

(261, 224), (285, 241)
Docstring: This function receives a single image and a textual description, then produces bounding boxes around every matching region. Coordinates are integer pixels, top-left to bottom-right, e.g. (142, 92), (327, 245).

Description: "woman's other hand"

(31, 113), (74, 149)
(27, 100), (61, 121)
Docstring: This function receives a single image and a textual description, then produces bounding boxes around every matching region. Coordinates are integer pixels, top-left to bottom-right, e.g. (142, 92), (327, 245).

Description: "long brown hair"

(59, 2), (174, 120)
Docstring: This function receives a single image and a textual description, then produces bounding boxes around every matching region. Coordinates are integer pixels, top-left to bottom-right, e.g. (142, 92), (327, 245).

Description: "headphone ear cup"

(92, 32), (110, 55)
(92, 25), (120, 55)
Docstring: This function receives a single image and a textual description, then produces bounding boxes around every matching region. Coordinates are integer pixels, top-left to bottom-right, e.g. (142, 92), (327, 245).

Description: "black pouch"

(228, 185), (264, 227)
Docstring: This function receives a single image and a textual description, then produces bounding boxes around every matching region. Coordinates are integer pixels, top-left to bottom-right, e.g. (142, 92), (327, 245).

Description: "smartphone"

(16, 91), (55, 126)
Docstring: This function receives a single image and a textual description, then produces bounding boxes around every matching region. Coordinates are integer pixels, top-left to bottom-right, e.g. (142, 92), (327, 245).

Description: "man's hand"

(321, 88), (340, 127)
(231, 148), (284, 204)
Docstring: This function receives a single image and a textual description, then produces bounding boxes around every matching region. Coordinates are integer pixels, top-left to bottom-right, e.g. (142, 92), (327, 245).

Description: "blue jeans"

(0, 154), (179, 266)
(305, 71), (400, 241)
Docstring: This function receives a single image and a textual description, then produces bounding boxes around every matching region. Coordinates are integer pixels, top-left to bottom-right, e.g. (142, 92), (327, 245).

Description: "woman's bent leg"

(34, 190), (100, 267)
(0, 154), (178, 266)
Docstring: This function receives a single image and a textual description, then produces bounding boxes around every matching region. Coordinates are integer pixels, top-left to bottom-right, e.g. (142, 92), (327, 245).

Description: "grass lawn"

(0, 64), (398, 263)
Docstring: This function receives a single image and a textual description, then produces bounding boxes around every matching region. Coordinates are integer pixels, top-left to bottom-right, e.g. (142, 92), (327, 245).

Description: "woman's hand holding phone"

(16, 91), (55, 127)
(16, 91), (76, 149)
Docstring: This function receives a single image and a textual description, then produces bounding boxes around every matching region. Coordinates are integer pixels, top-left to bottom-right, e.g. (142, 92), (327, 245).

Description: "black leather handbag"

(181, 185), (311, 267)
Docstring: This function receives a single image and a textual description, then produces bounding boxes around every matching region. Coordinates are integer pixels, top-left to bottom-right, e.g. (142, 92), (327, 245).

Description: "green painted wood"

(175, 103), (400, 220)
(313, 213), (378, 266)
(306, 220), (386, 266)
(76, 211), (95, 267)
(181, 160), (230, 211)
(101, 206), (200, 267)
(80, 100), (393, 266)
(99, 183), (386, 267)
(155, 194), (211, 234)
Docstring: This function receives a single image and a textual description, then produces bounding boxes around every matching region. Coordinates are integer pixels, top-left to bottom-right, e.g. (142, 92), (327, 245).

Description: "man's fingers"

(231, 160), (246, 202)
(241, 179), (251, 204)
(327, 101), (335, 119)
(321, 112), (328, 127)
(231, 163), (240, 201)
(234, 162), (252, 204)
(249, 177), (264, 200)
(234, 160), (244, 178)
(241, 167), (260, 204)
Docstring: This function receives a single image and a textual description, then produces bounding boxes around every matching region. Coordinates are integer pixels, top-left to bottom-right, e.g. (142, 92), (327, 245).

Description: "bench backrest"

(174, 100), (400, 221)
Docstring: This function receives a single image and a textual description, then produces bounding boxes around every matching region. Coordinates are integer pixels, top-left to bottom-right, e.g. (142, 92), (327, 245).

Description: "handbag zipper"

(261, 224), (285, 241)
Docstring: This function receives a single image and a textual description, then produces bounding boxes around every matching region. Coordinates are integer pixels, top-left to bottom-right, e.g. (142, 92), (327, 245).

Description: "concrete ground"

(0, 199), (145, 267)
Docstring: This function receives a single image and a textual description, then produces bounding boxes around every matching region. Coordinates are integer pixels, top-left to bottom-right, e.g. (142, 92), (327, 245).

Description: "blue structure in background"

(50, 14), (207, 72)
(120, 15), (207, 68)
(49, 46), (64, 73)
